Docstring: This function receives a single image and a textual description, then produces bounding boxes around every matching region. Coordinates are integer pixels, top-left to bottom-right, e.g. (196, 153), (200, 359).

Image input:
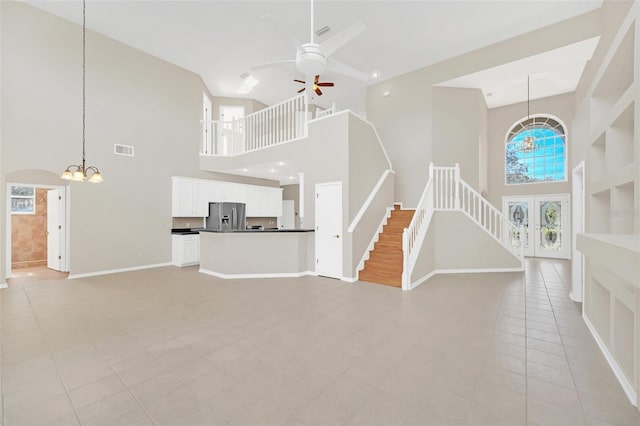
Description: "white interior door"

(202, 93), (212, 154)
(315, 182), (342, 279)
(278, 200), (295, 229)
(47, 188), (64, 271)
(571, 162), (585, 302)
(219, 106), (245, 155)
(503, 194), (570, 259)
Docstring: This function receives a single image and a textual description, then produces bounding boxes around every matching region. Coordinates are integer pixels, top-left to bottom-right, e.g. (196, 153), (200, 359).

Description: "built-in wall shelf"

(590, 162), (636, 195)
(579, 2), (639, 409)
(589, 24), (635, 134)
(577, 233), (640, 286)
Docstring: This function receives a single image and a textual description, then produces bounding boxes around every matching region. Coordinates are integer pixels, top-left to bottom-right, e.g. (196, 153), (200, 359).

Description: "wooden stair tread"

(358, 206), (415, 288)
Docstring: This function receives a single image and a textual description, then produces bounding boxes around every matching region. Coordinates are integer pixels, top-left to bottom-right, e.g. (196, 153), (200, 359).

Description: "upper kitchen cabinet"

(246, 186), (283, 217)
(171, 177), (208, 217)
(172, 176), (283, 218)
(208, 181), (246, 204)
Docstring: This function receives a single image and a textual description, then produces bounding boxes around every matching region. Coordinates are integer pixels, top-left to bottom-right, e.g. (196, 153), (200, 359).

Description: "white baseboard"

(434, 267), (524, 274)
(0, 282), (7, 289)
(407, 267), (524, 291)
(173, 261), (200, 267)
(67, 262), (173, 279)
(199, 268), (315, 280)
(583, 314), (637, 407)
(407, 270), (436, 290)
(341, 276), (358, 283)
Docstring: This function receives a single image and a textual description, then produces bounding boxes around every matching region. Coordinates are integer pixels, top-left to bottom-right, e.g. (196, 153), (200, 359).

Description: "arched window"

(505, 115), (567, 184)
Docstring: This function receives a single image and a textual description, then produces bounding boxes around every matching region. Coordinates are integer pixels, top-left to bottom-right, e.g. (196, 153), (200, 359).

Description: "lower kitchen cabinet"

(172, 234), (200, 266)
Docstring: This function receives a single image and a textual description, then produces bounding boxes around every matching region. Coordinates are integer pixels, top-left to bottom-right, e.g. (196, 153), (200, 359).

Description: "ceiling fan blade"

(250, 59), (296, 73)
(261, 14), (302, 49)
(315, 87), (323, 96)
(314, 75), (319, 84)
(326, 58), (368, 81)
(319, 21), (366, 57)
(297, 87), (306, 93)
(293, 79), (306, 84)
(317, 82), (334, 87)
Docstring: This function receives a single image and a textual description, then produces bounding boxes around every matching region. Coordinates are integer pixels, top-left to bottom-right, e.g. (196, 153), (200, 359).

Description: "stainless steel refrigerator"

(206, 202), (246, 231)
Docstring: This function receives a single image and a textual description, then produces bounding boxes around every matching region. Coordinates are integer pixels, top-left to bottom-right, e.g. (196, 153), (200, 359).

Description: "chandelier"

(522, 75), (537, 153)
(61, 0), (103, 183)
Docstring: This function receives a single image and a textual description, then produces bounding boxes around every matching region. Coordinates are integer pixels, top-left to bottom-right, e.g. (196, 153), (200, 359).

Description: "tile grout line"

(523, 260), (530, 425)
(16, 283), (83, 426)
(1, 288), (4, 426)
(538, 261), (589, 422)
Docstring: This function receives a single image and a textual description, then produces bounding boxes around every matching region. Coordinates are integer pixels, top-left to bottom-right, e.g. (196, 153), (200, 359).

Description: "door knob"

(334, 235), (340, 239)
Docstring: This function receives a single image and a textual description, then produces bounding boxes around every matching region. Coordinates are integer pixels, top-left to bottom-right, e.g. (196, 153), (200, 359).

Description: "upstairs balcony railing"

(201, 94), (307, 156)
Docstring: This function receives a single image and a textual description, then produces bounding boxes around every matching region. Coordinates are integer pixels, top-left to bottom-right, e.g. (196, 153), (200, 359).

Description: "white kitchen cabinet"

(172, 177), (208, 217)
(173, 176), (282, 218)
(245, 186), (283, 217)
(208, 181), (247, 204)
(172, 234), (200, 266)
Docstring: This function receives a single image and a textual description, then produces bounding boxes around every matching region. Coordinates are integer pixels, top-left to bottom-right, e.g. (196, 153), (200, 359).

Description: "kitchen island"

(199, 229), (315, 279)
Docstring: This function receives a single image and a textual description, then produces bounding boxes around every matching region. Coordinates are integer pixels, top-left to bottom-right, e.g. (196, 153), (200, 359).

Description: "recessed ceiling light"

(241, 168), (248, 172)
(269, 169), (276, 173)
(277, 161), (285, 166)
(370, 70), (381, 79)
(288, 176), (295, 180)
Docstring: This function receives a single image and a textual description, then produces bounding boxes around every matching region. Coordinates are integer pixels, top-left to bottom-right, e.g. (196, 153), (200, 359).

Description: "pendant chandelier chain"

(60, 0), (103, 183)
(82, 0), (86, 170)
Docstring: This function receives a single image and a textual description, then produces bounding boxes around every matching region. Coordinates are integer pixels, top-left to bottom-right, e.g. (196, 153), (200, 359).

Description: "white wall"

(433, 212), (521, 270)
(432, 87), (488, 188)
(366, 9), (601, 208)
(0, 3), (274, 278)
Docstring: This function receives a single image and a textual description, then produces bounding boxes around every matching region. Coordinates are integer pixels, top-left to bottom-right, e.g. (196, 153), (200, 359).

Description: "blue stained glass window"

(505, 116), (566, 184)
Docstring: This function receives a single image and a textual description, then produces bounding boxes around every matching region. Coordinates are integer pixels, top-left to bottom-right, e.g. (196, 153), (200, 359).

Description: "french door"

(503, 194), (570, 259)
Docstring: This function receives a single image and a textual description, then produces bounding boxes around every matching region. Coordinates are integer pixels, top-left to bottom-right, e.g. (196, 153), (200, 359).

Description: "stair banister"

(402, 162), (435, 290)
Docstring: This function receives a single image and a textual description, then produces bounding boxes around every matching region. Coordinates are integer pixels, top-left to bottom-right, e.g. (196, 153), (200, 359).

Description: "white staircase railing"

(202, 94), (307, 156)
(402, 164), (435, 290)
(402, 163), (524, 290)
(316, 103), (337, 119)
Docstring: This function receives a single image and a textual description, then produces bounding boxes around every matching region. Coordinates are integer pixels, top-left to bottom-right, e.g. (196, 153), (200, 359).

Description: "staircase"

(359, 205), (415, 287)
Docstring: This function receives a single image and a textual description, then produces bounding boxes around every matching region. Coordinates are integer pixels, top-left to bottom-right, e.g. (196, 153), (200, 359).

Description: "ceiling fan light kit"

(249, 0), (368, 95)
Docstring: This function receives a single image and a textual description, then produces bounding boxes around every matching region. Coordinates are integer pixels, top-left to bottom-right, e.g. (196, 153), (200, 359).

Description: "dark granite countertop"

(171, 228), (203, 235)
(199, 229), (315, 233)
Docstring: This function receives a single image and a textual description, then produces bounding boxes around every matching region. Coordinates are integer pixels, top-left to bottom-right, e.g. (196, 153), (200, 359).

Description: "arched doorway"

(5, 170), (70, 283)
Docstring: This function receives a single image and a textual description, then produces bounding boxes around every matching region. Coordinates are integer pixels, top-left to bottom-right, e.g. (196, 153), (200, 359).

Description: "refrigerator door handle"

(232, 207), (237, 229)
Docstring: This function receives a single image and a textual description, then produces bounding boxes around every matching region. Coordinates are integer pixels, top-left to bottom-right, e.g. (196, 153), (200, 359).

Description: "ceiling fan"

(295, 75), (334, 96)
(249, 0), (368, 84)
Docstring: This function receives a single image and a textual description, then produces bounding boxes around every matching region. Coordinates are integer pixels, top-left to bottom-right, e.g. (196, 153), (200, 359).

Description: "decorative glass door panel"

(504, 199), (534, 257)
(534, 195), (570, 259)
(503, 194), (570, 259)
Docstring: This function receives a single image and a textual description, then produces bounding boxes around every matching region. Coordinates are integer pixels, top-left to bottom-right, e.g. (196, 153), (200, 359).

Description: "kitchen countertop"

(200, 229), (315, 233)
(171, 228), (203, 235)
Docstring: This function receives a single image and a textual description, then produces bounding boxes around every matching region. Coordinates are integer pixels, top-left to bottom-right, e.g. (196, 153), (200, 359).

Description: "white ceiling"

(436, 37), (601, 109)
(25, 0), (603, 112)
(23, 0), (603, 184)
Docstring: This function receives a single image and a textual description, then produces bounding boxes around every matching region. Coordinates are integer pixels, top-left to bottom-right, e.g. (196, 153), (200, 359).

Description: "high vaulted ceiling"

(24, 0), (603, 112)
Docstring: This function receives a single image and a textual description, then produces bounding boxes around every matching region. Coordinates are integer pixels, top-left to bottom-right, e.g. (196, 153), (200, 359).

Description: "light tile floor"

(1, 259), (639, 425)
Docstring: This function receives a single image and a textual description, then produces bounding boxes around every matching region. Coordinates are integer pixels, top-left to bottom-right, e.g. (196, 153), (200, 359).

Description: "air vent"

(114, 144), (134, 157)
